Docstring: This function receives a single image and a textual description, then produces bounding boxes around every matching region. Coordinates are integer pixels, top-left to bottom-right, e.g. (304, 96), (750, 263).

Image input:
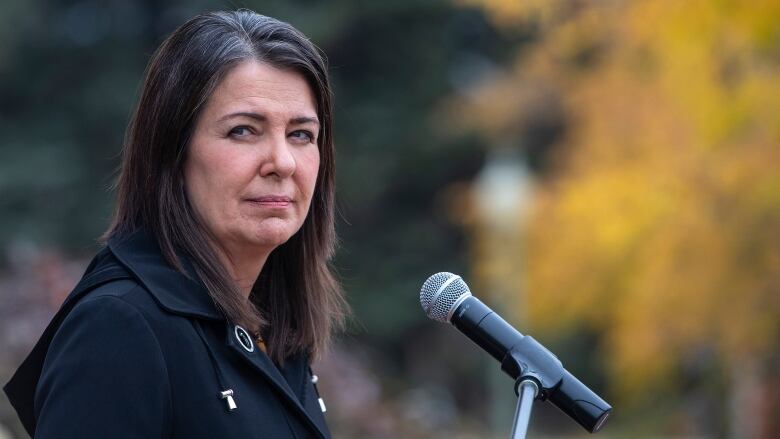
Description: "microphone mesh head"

(419, 272), (471, 323)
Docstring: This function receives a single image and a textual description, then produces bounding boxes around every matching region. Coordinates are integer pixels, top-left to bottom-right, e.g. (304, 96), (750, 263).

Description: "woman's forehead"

(205, 61), (318, 121)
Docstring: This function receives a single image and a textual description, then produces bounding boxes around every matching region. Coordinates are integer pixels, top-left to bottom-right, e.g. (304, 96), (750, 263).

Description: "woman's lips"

(246, 196), (293, 208)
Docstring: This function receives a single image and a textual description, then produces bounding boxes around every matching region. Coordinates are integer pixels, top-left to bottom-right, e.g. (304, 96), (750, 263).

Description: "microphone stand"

(510, 378), (538, 439)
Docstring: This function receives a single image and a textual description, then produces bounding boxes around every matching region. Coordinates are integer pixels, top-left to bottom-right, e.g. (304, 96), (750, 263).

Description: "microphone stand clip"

(501, 336), (611, 437)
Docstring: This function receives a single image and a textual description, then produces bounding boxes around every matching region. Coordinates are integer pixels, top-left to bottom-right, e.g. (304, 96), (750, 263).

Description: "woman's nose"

(260, 135), (296, 178)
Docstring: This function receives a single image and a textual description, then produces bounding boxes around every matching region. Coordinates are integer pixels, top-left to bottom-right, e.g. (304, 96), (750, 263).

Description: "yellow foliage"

(459, 0), (780, 405)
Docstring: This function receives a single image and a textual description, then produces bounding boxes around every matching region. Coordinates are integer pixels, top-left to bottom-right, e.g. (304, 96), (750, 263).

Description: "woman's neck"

(218, 247), (270, 300)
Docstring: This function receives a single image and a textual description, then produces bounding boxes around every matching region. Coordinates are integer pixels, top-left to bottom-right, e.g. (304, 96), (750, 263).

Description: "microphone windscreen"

(420, 272), (471, 323)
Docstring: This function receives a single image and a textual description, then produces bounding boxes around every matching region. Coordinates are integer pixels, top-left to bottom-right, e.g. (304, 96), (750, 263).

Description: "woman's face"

(184, 61), (320, 261)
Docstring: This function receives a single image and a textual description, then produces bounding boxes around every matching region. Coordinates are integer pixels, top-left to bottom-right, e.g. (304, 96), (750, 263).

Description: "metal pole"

(511, 380), (539, 439)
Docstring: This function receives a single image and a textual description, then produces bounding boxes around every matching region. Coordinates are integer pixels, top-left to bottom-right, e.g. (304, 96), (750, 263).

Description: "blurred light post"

(471, 147), (533, 436)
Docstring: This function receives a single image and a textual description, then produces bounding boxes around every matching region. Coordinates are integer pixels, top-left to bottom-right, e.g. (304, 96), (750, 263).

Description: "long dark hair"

(105, 10), (346, 363)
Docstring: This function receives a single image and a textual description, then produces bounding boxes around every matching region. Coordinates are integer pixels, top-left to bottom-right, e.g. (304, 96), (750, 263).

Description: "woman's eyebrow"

(218, 111), (267, 122)
(290, 116), (320, 126)
(217, 112), (319, 126)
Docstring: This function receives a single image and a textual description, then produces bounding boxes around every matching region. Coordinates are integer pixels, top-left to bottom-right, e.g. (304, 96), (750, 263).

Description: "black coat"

(4, 229), (331, 438)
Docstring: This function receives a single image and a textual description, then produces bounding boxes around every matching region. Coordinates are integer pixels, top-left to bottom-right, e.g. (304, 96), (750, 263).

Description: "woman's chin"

(245, 224), (298, 249)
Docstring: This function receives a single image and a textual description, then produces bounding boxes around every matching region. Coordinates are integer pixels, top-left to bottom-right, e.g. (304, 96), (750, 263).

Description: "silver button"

(234, 325), (254, 352)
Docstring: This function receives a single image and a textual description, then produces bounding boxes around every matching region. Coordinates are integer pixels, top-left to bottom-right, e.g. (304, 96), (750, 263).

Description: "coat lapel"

(224, 323), (328, 439)
(299, 367), (331, 437)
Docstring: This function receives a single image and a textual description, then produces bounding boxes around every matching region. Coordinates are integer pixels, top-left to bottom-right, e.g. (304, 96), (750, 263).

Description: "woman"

(4, 10), (347, 438)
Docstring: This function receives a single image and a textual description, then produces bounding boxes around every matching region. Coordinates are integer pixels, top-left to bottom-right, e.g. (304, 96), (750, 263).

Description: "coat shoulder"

(75, 276), (187, 330)
(81, 278), (161, 316)
(34, 280), (174, 438)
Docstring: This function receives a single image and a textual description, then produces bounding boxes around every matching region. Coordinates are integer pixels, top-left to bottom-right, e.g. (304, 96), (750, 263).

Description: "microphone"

(420, 272), (611, 433)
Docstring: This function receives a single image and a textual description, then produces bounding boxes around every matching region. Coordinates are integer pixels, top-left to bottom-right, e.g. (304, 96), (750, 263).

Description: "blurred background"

(1, 0), (779, 437)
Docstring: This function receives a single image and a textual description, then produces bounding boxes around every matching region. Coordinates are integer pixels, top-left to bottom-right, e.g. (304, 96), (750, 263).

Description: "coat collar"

(107, 228), (224, 321)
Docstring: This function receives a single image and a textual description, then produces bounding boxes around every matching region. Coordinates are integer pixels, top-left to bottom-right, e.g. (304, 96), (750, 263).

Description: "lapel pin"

(234, 325), (254, 352)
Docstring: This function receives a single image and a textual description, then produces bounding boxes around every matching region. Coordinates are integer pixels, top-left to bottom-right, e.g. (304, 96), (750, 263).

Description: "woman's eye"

(228, 126), (253, 138)
(289, 130), (315, 143)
